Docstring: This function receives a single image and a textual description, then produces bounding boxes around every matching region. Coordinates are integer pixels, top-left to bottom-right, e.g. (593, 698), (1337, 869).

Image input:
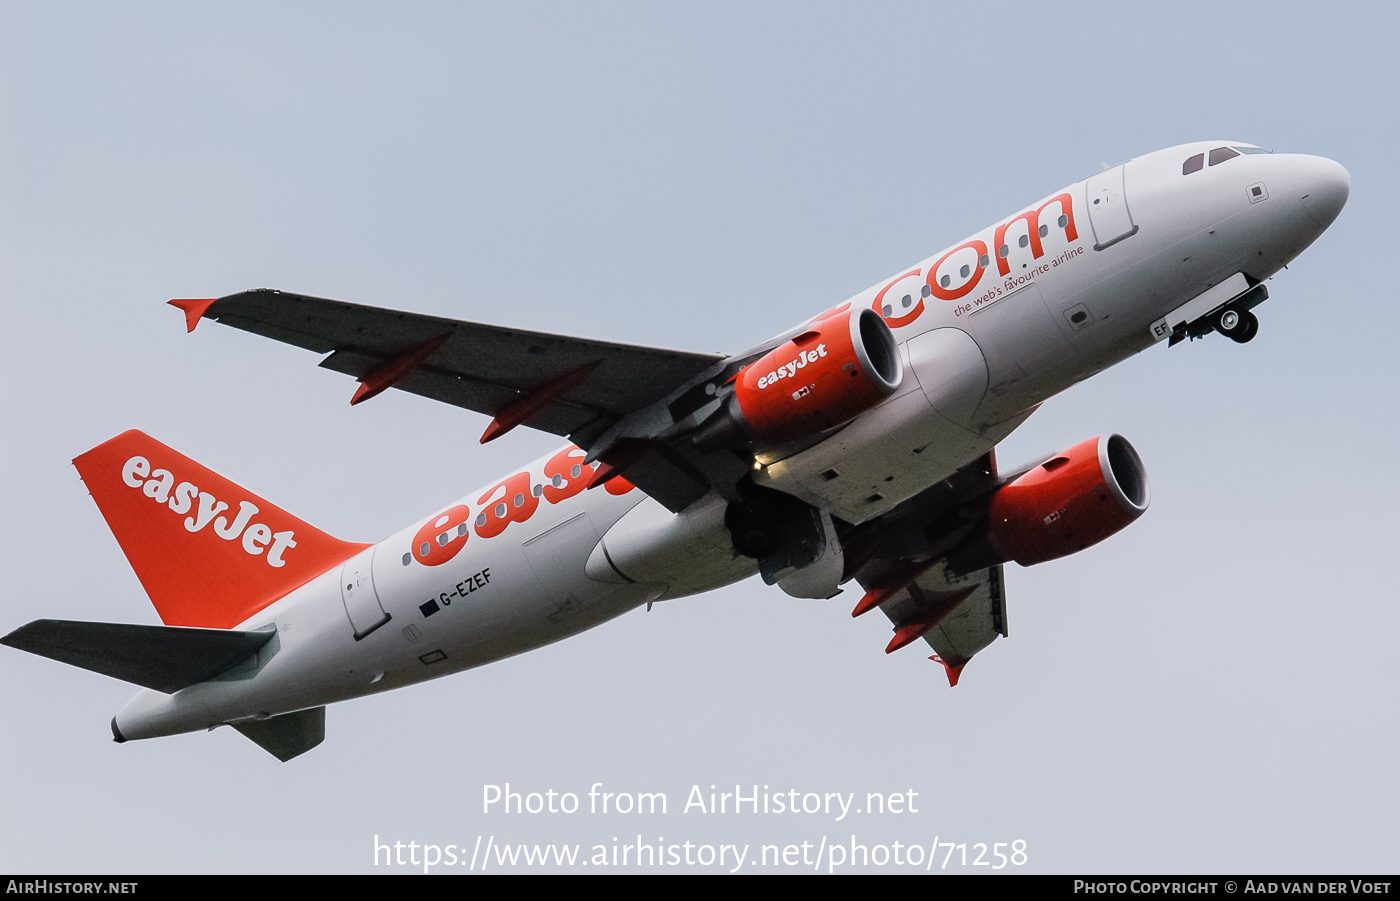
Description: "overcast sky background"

(2, 2), (1396, 874)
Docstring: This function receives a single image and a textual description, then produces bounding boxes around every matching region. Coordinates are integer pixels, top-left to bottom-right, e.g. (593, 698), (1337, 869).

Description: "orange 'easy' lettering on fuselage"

(542, 446), (591, 505)
(475, 471), (539, 540)
(412, 505), (471, 567)
(413, 445), (634, 564)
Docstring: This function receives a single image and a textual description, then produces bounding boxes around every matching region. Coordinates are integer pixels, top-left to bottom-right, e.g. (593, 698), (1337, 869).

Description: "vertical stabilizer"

(74, 430), (369, 628)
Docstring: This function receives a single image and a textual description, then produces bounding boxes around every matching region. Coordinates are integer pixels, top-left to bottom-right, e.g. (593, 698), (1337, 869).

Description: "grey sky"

(2, 1), (1395, 873)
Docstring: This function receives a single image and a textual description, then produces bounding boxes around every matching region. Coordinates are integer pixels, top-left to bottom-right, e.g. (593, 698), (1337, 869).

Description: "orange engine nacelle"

(986, 434), (1150, 566)
(695, 305), (901, 450)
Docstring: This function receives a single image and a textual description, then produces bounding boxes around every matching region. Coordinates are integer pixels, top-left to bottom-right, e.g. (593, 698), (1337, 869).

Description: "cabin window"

(1209, 146), (1240, 166)
(1183, 153), (1205, 175)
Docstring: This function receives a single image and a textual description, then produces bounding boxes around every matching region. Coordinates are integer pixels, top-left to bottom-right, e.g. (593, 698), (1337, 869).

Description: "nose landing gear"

(1216, 308), (1259, 344)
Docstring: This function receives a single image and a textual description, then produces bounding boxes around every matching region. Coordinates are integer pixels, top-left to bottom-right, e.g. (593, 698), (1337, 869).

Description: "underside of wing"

(841, 451), (1010, 684)
(191, 289), (725, 447)
(887, 561), (1007, 684)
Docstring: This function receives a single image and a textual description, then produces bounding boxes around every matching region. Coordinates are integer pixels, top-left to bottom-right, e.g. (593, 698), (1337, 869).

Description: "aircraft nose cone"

(1291, 155), (1351, 229)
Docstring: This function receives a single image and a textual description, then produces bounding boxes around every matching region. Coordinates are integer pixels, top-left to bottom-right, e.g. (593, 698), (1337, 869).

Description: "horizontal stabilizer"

(1, 619), (275, 693)
(232, 707), (325, 762)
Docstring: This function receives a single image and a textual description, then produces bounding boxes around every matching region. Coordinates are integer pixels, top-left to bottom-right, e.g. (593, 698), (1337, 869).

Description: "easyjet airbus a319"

(4, 141), (1349, 761)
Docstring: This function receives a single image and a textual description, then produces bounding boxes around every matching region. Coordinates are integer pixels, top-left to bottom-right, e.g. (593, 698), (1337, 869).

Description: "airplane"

(2, 141), (1349, 761)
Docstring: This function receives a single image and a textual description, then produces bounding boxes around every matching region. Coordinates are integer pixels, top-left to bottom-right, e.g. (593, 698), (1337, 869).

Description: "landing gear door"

(1085, 165), (1138, 250)
(340, 546), (390, 640)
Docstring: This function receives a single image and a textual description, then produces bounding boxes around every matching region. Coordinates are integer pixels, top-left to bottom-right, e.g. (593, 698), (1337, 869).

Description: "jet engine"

(951, 434), (1150, 571)
(692, 305), (901, 451)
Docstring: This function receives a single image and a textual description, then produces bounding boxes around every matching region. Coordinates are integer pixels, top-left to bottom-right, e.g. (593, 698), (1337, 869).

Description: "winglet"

(168, 298), (219, 333)
(930, 655), (966, 687)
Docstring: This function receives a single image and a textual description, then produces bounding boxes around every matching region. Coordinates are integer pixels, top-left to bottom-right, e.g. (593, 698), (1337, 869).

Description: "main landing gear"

(1216, 308), (1259, 344)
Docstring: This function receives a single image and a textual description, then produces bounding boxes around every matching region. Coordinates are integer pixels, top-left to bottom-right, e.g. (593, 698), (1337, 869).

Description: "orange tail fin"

(74, 430), (368, 629)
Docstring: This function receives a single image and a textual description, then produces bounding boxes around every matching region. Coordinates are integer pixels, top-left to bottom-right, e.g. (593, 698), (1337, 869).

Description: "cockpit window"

(1183, 153), (1205, 175)
(1233, 146), (1271, 154)
(1209, 146), (1240, 166)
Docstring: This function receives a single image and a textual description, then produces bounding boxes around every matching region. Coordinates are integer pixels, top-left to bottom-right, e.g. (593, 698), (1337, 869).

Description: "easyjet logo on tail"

(407, 445), (634, 567)
(120, 455), (298, 567)
(74, 429), (368, 629)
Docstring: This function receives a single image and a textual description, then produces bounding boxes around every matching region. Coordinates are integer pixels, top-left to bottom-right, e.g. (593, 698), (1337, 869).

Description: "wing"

(183, 289), (725, 448)
(841, 451), (1010, 685)
(877, 561), (1007, 686)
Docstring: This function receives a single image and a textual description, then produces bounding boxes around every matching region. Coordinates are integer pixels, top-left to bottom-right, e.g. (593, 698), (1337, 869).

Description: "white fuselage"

(114, 142), (1348, 741)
